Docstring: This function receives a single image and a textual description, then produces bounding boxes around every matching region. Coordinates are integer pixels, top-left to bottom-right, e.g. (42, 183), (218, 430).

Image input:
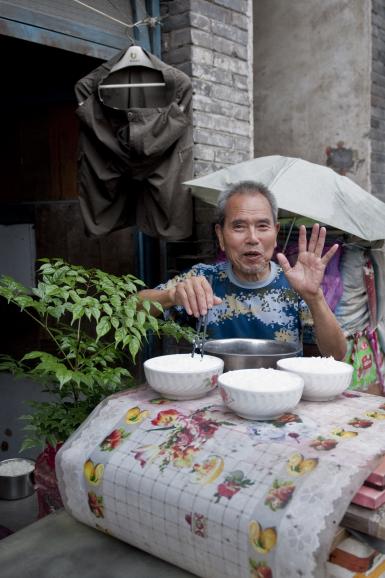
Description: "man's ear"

(215, 224), (225, 252)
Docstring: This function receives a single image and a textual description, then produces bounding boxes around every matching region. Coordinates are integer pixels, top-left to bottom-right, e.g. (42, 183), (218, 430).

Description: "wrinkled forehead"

(223, 192), (275, 224)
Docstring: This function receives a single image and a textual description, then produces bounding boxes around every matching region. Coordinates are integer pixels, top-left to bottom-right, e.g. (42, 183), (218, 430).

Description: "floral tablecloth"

(56, 387), (385, 578)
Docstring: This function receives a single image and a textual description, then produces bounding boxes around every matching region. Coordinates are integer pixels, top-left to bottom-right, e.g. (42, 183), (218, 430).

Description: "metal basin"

(0, 458), (35, 500)
(203, 338), (301, 371)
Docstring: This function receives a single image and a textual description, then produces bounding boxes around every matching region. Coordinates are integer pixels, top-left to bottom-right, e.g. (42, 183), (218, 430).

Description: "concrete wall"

(253, 0), (371, 191)
(371, 0), (385, 203)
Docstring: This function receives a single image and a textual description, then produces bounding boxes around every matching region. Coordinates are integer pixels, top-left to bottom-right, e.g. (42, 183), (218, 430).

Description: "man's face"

(215, 192), (280, 282)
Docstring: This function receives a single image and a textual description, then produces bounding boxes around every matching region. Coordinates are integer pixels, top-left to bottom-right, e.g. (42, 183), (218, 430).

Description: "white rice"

(145, 353), (222, 372)
(0, 459), (35, 477)
(279, 356), (349, 374)
(220, 368), (301, 391)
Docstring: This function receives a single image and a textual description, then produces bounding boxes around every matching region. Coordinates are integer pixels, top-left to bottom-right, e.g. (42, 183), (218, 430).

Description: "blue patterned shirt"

(158, 261), (312, 345)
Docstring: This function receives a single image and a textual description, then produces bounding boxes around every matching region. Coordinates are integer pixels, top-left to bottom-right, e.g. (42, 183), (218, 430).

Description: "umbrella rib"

(282, 217), (297, 254)
(268, 158), (298, 188)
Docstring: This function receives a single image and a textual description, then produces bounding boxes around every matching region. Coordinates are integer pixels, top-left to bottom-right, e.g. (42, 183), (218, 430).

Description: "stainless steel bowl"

(0, 458), (35, 500)
(203, 338), (302, 371)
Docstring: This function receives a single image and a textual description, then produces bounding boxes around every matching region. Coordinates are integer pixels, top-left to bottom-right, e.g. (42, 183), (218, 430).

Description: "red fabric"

(34, 443), (64, 518)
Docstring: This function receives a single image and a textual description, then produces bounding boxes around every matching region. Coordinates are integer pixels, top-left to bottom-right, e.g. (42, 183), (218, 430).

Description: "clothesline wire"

(72, 0), (161, 30)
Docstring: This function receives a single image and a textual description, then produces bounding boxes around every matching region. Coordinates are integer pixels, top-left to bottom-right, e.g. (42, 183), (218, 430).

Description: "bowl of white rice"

(144, 353), (224, 400)
(0, 458), (35, 500)
(276, 357), (353, 401)
(217, 368), (304, 420)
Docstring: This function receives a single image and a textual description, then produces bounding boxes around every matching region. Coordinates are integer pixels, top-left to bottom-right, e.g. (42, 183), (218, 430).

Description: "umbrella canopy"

(184, 155), (385, 241)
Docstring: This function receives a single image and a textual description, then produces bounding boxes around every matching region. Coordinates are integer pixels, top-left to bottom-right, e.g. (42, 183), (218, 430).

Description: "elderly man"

(140, 181), (347, 360)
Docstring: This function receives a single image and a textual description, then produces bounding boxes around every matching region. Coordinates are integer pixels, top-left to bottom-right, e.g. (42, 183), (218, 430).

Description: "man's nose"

(246, 227), (260, 243)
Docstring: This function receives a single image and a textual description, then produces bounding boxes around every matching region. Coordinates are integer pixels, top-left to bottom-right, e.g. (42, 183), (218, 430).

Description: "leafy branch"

(0, 259), (196, 449)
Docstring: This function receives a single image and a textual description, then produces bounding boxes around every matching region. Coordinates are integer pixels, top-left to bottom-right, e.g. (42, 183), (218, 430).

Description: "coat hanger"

(111, 45), (156, 72)
(99, 45), (166, 90)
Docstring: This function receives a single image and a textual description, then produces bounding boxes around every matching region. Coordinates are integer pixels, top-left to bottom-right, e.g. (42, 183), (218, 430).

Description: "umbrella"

(184, 155), (385, 242)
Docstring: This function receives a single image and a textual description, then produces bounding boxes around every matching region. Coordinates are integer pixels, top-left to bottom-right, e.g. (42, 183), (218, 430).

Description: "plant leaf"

(96, 317), (111, 340)
(129, 337), (140, 361)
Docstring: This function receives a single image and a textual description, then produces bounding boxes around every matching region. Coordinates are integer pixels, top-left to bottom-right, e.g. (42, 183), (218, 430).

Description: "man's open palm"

(276, 224), (338, 300)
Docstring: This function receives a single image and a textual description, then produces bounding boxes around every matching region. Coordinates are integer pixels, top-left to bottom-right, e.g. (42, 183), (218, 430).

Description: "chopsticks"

(191, 274), (212, 358)
(191, 313), (209, 358)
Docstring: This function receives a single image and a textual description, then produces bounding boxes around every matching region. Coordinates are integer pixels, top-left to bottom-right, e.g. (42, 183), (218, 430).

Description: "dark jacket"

(75, 49), (193, 240)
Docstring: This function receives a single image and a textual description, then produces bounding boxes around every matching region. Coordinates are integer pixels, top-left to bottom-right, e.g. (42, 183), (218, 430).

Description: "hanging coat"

(74, 49), (193, 240)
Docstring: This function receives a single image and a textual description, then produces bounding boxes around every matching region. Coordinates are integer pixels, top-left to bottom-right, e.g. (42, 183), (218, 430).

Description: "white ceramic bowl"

(217, 368), (304, 420)
(143, 353), (224, 400)
(276, 357), (353, 401)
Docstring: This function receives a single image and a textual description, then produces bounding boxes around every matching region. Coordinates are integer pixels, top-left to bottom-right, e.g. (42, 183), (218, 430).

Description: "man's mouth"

(243, 251), (263, 259)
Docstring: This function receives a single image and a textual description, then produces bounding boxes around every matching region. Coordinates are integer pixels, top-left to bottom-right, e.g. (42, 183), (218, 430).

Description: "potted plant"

(0, 258), (195, 514)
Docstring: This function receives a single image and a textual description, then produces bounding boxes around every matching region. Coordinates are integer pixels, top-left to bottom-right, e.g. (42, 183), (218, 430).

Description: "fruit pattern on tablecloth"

(72, 387), (385, 578)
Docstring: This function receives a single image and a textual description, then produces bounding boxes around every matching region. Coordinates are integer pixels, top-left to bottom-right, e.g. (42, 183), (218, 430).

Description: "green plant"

(0, 259), (195, 449)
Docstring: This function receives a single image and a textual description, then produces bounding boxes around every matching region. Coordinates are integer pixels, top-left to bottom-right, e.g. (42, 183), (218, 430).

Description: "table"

(56, 386), (385, 578)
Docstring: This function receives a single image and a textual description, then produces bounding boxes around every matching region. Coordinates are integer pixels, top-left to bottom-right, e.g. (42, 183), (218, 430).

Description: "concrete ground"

(0, 491), (39, 534)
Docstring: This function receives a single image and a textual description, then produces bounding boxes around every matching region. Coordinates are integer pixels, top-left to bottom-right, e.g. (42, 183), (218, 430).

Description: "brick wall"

(160, 0), (253, 264)
(371, 0), (385, 203)
(160, 0), (253, 177)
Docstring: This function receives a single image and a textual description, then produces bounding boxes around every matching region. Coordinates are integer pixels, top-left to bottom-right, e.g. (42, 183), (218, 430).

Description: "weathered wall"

(253, 0), (371, 191)
(161, 0), (253, 177)
(371, 0), (385, 203)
